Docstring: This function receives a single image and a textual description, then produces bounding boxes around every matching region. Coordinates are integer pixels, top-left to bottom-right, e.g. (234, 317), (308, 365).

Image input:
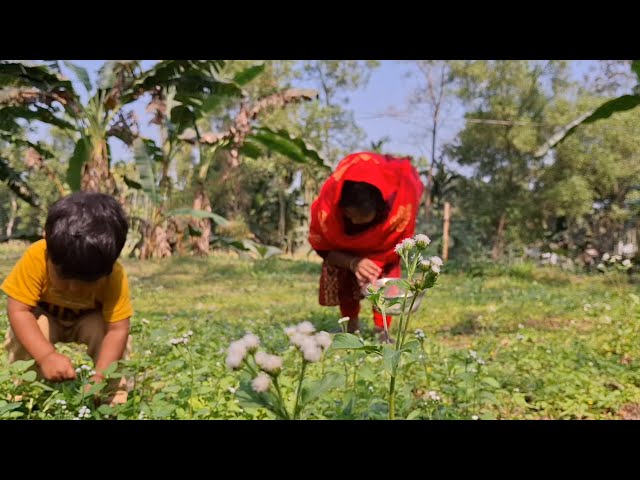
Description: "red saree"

(309, 152), (424, 325)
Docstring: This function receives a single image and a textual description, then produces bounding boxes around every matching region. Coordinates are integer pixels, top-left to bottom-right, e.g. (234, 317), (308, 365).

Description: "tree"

(448, 60), (569, 259)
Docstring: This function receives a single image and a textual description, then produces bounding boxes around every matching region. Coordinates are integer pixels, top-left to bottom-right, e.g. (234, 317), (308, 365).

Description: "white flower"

(368, 386), (374, 392)
(431, 265), (441, 274)
(419, 259), (431, 272)
(429, 256), (443, 267)
(414, 234), (431, 248)
(604, 304), (611, 311)
(290, 332), (309, 348)
(471, 415), (479, 420)
(75, 368), (81, 373)
(226, 340), (248, 369)
(394, 242), (405, 255)
(187, 330), (194, 336)
(597, 263), (606, 271)
(138, 411), (147, 420)
(228, 387), (237, 394)
(241, 333), (260, 352)
(415, 328), (425, 339)
(89, 370), (96, 376)
(284, 326), (297, 337)
(302, 345), (323, 362)
(622, 259), (632, 267)
(477, 358), (486, 365)
(141, 318), (150, 325)
(602, 253), (610, 261)
(427, 390), (441, 401)
(251, 372), (271, 393)
(255, 351), (283, 373)
(469, 350), (477, 359)
(296, 321), (316, 335)
(314, 331), (332, 350)
(402, 238), (416, 250)
(145, 350), (151, 356)
(518, 324), (524, 329)
(514, 388), (520, 392)
(516, 334), (525, 341)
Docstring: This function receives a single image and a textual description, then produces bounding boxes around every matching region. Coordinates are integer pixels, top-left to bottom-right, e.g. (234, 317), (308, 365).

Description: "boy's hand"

(38, 352), (76, 382)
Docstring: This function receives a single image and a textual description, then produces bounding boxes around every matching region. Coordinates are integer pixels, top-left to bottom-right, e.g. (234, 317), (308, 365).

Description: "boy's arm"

(7, 298), (76, 381)
(91, 318), (130, 383)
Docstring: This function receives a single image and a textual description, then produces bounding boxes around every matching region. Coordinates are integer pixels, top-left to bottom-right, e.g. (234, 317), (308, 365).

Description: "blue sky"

(45, 60), (598, 168)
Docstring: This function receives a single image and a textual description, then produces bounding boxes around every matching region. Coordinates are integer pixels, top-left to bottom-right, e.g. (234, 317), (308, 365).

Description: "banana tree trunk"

(81, 140), (115, 194)
(139, 220), (172, 260)
(191, 185), (212, 256)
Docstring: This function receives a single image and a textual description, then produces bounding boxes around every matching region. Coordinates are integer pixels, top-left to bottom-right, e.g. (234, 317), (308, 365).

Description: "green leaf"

(97, 404), (114, 415)
(86, 382), (105, 395)
(167, 208), (229, 226)
(233, 64), (266, 86)
(63, 61), (92, 92)
(66, 138), (89, 192)
(235, 381), (273, 411)
(0, 105), (76, 131)
(0, 61), (73, 92)
(239, 139), (264, 159)
(342, 391), (355, 417)
(631, 60), (640, 82)
(583, 95), (640, 124)
(406, 409), (422, 420)
(132, 138), (159, 204)
(482, 377), (501, 388)
(170, 104), (196, 134)
(103, 362), (119, 377)
(97, 61), (119, 90)
(0, 402), (22, 415)
(248, 127), (327, 168)
(329, 333), (364, 350)
(31, 381), (54, 391)
(535, 95), (640, 157)
(162, 385), (182, 393)
(383, 345), (402, 375)
(401, 340), (421, 355)
(300, 372), (344, 405)
(123, 175), (142, 190)
(10, 359), (35, 373)
(20, 370), (37, 382)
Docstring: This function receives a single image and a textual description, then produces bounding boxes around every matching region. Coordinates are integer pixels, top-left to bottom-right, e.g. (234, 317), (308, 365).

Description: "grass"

(1, 241), (639, 419)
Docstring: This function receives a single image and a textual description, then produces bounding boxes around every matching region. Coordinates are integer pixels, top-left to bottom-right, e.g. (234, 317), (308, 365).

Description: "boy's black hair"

(45, 192), (129, 282)
(338, 180), (387, 216)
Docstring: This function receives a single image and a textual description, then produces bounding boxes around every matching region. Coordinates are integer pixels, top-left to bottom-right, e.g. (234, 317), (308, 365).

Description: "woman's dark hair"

(338, 180), (386, 216)
(45, 192), (129, 281)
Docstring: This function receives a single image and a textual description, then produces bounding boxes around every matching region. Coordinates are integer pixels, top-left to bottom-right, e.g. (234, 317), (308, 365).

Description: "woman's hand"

(351, 257), (382, 286)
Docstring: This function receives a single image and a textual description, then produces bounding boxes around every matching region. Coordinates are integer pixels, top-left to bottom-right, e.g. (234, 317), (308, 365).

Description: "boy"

(1, 192), (133, 404)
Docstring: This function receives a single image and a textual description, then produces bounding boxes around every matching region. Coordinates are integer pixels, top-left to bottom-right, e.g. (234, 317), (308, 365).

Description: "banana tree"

(127, 61), (327, 256)
(534, 60), (640, 158)
(179, 85), (327, 254)
(0, 60), (149, 193)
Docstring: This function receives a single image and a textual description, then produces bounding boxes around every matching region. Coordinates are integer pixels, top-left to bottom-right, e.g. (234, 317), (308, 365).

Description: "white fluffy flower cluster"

(226, 332), (262, 370)
(285, 322), (332, 363)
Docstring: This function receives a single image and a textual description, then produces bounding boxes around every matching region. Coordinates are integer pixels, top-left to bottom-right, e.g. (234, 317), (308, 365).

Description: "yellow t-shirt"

(0, 239), (133, 323)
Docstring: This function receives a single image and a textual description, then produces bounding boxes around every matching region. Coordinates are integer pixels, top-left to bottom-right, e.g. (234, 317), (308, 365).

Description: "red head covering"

(309, 151), (424, 266)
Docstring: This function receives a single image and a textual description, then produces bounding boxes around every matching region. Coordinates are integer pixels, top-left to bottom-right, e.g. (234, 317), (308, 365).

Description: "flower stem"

(293, 359), (308, 420)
